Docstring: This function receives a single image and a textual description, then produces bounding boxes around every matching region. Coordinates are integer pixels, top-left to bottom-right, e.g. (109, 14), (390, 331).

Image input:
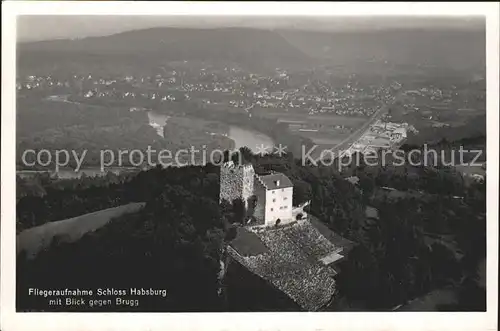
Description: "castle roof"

(227, 216), (354, 311)
(257, 173), (293, 190)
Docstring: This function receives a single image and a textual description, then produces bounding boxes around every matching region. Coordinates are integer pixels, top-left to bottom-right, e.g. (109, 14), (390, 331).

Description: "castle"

(219, 160), (354, 311)
(220, 161), (294, 226)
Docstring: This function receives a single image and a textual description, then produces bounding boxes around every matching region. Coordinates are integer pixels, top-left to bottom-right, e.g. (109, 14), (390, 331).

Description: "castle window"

(273, 198), (276, 203)
(283, 197), (288, 200)
(270, 208), (274, 212)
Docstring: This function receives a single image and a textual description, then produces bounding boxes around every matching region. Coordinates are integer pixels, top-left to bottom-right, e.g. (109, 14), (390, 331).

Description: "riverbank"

(148, 111), (274, 154)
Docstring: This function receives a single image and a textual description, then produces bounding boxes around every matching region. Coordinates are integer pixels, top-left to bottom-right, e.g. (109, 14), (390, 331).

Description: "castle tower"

(220, 161), (255, 208)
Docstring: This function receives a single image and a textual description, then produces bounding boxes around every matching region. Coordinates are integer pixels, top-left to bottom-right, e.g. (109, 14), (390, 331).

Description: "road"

(330, 92), (403, 156)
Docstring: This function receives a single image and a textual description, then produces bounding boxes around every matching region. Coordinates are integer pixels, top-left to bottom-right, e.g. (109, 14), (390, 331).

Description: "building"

(253, 173), (293, 226)
(219, 161), (355, 311)
(390, 128), (407, 140)
(220, 161), (293, 226)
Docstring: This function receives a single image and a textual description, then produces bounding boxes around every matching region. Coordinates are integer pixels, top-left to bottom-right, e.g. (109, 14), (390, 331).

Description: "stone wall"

(241, 164), (255, 207)
(253, 176), (267, 223)
(220, 162), (255, 210)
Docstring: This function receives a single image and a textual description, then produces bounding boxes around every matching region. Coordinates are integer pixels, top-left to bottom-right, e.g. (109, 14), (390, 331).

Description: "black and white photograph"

(1, 2), (498, 331)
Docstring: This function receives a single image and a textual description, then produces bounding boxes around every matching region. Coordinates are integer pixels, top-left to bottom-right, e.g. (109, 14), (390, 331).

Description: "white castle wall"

(264, 187), (293, 226)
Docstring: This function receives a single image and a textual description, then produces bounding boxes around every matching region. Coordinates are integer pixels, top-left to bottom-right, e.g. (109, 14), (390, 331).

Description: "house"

(390, 128), (407, 140)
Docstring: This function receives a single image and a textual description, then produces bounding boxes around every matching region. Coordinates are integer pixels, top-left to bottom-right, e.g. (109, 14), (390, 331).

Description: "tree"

(231, 198), (246, 224)
(246, 195), (258, 218)
(358, 175), (375, 201)
(16, 144), (485, 312)
(292, 180), (312, 206)
(238, 146), (254, 164)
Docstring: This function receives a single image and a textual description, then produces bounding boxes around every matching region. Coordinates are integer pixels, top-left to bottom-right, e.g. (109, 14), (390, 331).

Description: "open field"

(275, 114), (369, 128)
(293, 131), (348, 145)
(303, 136), (346, 145)
(17, 202), (145, 258)
(260, 112), (371, 154)
(168, 115), (228, 133)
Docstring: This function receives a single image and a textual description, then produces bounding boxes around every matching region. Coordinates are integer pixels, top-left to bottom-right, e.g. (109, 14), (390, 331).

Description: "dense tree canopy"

(17, 144), (486, 311)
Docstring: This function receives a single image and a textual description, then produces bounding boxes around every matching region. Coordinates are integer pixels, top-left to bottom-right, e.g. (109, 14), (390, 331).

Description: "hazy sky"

(17, 15), (484, 42)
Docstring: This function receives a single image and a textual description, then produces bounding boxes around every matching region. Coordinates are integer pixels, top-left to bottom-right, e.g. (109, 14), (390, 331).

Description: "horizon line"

(17, 16), (485, 43)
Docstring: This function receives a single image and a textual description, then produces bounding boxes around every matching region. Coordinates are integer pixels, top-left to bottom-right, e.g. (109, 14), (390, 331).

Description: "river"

(17, 110), (274, 180)
(227, 125), (274, 153)
(43, 96), (274, 154)
(147, 111), (274, 153)
(147, 111), (170, 138)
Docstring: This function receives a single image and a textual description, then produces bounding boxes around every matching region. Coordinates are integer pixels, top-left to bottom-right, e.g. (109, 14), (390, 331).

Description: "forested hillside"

(18, 27), (311, 74)
(17, 147), (486, 311)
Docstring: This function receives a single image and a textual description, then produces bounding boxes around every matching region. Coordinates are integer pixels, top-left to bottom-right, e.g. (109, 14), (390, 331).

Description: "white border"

(1, 2), (499, 331)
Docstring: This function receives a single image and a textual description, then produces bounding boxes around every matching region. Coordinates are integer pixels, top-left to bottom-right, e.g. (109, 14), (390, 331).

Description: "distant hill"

(17, 26), (486, 75)
(17, 27), (311, 71)
(277, 27), (486, 71)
